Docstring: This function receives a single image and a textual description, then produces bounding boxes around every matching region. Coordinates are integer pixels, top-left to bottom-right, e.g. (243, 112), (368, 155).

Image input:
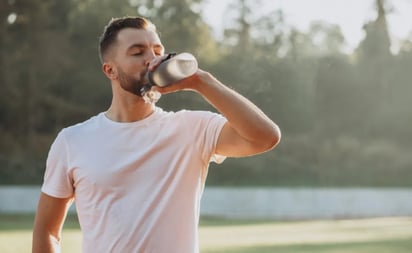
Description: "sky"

(202, 0), (412, 53)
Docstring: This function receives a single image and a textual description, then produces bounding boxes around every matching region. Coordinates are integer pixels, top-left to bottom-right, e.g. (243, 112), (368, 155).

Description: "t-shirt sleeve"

(206, 114), (227, 164)
(188, 111), (227, 164)
(41, 129), (74, 198)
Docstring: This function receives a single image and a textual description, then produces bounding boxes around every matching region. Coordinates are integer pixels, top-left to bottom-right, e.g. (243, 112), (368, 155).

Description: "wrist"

(192, 70), (221, 94)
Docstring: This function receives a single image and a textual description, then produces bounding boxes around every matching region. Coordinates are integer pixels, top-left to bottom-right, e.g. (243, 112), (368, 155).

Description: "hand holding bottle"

(140, 52), (198, 104)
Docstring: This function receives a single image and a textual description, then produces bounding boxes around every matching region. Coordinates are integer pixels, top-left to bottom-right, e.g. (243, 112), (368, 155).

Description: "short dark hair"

(98, 16), (157, 63)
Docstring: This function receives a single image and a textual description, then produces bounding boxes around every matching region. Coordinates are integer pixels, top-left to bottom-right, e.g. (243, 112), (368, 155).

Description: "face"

(105, 28), (164, 96)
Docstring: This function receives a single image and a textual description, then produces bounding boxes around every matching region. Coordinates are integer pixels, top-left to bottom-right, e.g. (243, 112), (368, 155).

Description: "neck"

(105, 95), (155, 123)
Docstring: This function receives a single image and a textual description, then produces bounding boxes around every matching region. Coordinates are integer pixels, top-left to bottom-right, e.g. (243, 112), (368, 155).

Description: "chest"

(68, 125), (200, 191)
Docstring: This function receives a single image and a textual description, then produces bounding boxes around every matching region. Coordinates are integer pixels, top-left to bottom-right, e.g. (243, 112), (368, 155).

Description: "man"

(32, 16), (280, 253)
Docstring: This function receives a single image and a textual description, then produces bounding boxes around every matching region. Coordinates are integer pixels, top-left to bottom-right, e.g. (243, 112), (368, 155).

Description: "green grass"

(1, 215), (412, 253)
(202, 239), (412, 253)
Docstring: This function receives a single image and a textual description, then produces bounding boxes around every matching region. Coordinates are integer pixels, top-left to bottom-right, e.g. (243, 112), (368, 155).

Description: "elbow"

(257, 124), (281, 153)
(267, 124), (281, 150)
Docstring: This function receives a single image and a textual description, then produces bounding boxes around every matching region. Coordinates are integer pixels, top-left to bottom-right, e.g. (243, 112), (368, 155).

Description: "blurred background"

(1, 0), (412, 187)
(1, 0), (412, 252)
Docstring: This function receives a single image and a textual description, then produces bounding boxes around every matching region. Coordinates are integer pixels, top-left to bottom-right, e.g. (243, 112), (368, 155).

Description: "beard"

(117, 68), (149, 97)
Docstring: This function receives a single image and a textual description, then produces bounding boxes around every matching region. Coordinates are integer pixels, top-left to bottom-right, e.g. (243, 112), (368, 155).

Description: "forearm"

(32, 230), (61, 253)
(32, 193), (72, 253)
(194, 71), (280, 148)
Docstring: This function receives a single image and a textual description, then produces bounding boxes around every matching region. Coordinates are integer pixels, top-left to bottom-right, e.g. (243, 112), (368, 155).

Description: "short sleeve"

(192, 111), (227, 164)
(206, 115), (227, 164)
(41, 130), (74, 198)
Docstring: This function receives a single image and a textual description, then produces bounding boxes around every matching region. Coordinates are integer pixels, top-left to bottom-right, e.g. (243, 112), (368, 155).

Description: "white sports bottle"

(147, 52), (198, 87)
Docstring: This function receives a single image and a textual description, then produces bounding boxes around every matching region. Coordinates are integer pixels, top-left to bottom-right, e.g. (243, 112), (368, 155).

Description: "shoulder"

(163, 109), (226, 132)
(172, 109), (224, 122)
(60, 113), (103, 139)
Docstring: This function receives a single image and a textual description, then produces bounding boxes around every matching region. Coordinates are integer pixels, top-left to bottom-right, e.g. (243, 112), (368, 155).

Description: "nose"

(144, 50), (157, 66)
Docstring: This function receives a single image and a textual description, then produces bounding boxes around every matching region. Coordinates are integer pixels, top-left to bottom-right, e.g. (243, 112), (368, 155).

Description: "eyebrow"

(126, 43), (164, 52)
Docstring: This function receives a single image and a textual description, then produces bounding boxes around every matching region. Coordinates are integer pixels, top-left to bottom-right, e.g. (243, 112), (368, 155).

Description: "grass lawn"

(1, 214), (412, 253)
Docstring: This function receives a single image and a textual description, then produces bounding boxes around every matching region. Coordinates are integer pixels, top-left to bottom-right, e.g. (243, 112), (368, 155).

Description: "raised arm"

(154, 69), (281, 157)
(196, 71), (280, 157)
(32, 193), (73, 253)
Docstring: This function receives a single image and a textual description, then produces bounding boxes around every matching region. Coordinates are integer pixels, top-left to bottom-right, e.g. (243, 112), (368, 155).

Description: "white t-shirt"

(41, 107), (227, 253)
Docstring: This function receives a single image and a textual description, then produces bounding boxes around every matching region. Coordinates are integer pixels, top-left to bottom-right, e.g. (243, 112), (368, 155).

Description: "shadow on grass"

(203, 238), (412, 253)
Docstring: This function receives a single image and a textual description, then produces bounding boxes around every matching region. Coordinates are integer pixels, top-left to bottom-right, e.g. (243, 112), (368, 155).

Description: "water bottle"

(146, 52), (198, 87)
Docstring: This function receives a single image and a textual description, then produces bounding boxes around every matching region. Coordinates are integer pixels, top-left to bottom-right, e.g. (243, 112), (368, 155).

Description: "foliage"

(1, 0), (412, 186)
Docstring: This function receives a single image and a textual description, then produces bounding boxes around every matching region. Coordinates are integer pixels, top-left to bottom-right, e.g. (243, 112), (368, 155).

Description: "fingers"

(151, 82), (179, 94)
(151, 71), (200, 94)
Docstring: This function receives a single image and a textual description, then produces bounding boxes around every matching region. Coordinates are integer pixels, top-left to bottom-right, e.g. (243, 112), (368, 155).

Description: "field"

(1, 215), (412, 253)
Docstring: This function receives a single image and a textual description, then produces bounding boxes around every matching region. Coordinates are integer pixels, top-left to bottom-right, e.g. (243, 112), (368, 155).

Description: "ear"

(102, 62), (117, 80)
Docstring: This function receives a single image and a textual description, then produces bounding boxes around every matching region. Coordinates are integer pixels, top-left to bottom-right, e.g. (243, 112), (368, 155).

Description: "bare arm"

(32, 193), (73, 253)
(154, 69), (281, 157)
(195, 71), (280, 156)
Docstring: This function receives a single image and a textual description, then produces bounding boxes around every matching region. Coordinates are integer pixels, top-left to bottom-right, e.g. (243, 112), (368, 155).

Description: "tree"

(223, 0), (253, 51)
(0, 0), (78, 183)
(354, 0), (393, 138)
(137, 0), (218, 63)
(314, 55), (357, 136)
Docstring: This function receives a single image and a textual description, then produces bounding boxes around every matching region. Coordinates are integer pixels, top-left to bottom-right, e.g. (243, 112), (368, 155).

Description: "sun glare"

(7, 13), (17, 25)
